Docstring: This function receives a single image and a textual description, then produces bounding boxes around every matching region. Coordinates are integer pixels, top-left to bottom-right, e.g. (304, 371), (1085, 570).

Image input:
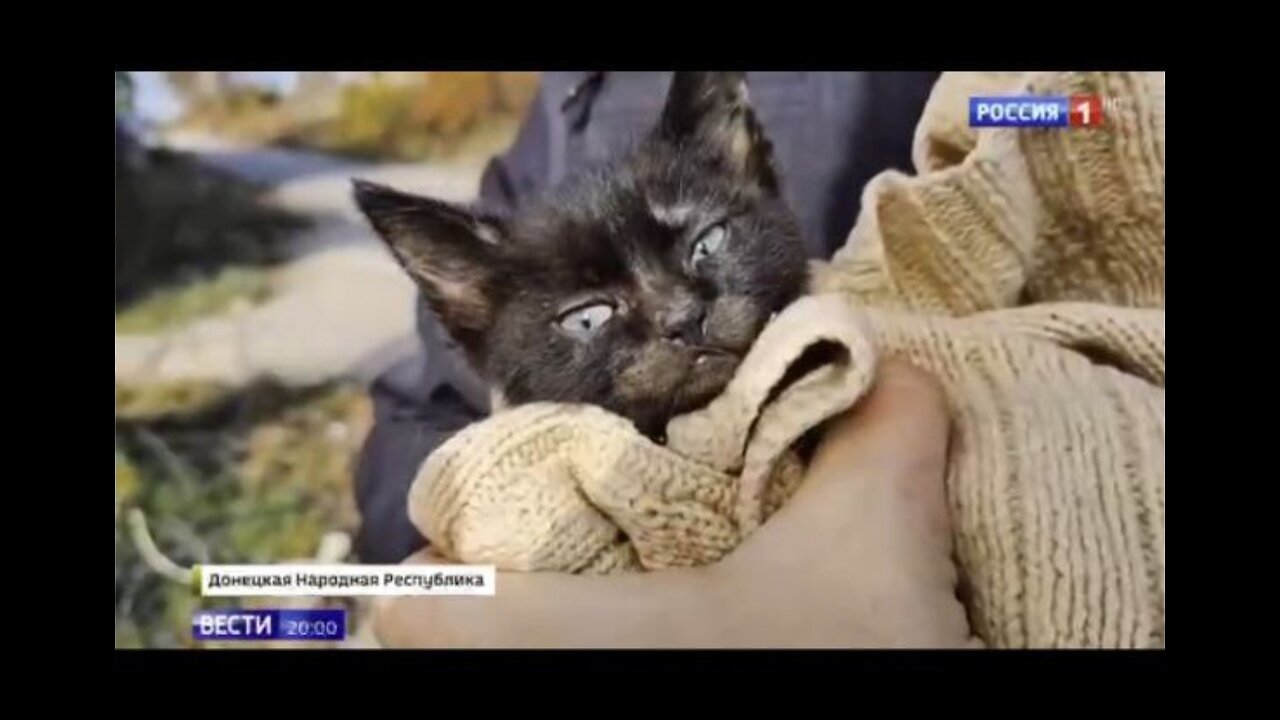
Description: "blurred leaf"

(116, 450), (140, 506)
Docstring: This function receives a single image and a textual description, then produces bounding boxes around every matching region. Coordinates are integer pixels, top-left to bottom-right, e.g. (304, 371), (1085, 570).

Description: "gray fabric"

(480, 71), (939, 256)
(355, 71), (940, 563)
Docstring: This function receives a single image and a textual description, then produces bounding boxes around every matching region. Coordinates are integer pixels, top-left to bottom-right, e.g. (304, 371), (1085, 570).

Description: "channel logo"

(192, 608), (345, 642)
(969, 95), (1104, 128)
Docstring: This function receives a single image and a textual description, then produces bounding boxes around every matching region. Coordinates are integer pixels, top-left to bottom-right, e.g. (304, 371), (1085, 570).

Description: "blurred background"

(114, 71), (540, 648)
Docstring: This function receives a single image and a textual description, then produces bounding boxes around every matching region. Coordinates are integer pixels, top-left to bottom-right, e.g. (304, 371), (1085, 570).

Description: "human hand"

(374, 359), (975, 648)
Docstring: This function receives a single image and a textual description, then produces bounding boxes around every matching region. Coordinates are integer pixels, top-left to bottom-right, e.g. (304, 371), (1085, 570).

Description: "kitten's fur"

(354, 72), (809, 439)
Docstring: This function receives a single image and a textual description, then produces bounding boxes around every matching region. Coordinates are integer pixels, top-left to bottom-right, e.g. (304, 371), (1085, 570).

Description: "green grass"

(115, 267), (274, 335)
(114, 379), (371, 648)
(114, 383), (369, 648)
(115, 115), (362, 648)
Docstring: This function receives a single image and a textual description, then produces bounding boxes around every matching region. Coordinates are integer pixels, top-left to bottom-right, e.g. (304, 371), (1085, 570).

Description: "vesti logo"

(192, 608), (345, 642)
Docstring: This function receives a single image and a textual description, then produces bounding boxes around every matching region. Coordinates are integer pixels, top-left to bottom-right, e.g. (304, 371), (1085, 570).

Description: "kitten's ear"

(656, 71), (779, 192)
(352, 179), (505, 346)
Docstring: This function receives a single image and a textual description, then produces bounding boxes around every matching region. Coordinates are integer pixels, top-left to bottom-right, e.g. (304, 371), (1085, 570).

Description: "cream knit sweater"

(407, 71), (1165, 649)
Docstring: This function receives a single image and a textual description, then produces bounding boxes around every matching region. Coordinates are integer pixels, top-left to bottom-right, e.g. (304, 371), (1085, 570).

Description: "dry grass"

(174, 72), (539, 163)
(115, 267), (274, 335)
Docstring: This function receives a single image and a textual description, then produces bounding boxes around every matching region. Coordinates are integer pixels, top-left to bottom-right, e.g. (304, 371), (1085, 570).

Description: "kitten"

(353, 72), (809, 440)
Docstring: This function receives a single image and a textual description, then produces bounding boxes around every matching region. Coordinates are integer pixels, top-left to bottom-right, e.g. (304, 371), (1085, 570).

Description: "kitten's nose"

(661, 305), (706, 345)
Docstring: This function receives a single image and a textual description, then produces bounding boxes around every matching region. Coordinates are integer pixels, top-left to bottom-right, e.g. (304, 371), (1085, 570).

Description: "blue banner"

(969, 96), (1070, 128)
(192, 608), (346, 642)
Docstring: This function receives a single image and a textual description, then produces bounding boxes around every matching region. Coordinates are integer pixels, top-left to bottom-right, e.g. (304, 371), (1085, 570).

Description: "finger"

(838, 359), (955, 552)
(372, 569), (690, 649)
(374, 592), (451, 648)
(399, 547), (456, 565)
(807, 358), (951, 496)
(722, 356), (956, 593)
(708, 357), (968, 646)
(372, 546), (458, 643)
(817, 359), (948, 456)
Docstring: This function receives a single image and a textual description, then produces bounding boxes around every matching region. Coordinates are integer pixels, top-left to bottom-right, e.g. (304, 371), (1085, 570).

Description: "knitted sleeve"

(406, 72), (1166, 648)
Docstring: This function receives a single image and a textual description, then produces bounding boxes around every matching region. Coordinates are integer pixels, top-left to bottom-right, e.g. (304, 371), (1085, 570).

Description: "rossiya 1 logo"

(969, 94), (1106, 128)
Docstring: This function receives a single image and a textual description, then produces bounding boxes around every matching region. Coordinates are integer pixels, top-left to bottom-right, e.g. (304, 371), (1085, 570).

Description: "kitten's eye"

(689, 223), (728, 268)
(557, 303), (614, 340)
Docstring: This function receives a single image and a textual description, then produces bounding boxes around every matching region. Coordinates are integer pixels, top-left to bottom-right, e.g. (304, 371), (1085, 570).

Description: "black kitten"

(354, 72), (809, 439)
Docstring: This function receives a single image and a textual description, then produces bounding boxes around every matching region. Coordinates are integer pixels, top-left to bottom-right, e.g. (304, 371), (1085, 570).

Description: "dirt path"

(115, 134), (484, 388)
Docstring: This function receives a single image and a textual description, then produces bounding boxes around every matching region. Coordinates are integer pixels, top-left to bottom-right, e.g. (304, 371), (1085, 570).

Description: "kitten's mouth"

(667, 346), (741, 416)
(691, 345), (737, 366)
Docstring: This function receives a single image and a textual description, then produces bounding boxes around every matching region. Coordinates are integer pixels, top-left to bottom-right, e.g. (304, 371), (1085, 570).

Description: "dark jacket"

(353, 71), (940, 563)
